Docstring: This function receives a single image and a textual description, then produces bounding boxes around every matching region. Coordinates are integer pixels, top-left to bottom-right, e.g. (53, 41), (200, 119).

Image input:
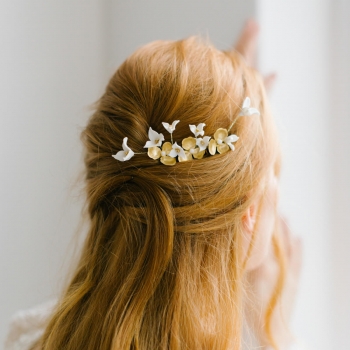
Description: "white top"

(4, 300), (307, 350)
(4, 300), (56, 350)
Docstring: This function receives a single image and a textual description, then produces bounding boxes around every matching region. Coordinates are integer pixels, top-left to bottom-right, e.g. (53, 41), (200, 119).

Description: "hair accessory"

(112, 137), (134, 161)
(189, 123), (206, 137)
(112, 97), (259, 165)
(239, 97), (260, 117)
(144, 127), (165, 148)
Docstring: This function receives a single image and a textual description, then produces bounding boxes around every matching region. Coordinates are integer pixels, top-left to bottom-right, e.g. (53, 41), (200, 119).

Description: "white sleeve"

(242, 319), (311, 350)
(4, 300), (57, 350)
(4, 300), (310, 350)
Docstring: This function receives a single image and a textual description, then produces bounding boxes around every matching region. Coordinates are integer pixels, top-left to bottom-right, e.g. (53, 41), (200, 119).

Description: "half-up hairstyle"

(34, 37), (282, 350)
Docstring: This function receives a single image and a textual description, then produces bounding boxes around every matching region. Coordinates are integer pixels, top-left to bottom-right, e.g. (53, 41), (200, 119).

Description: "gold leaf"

(162, 142), (173, 154)
(182, 137), (196, 150)
(208, 139), (217, 155)
(147, 146), (161, 159)
(160, 155), (176, 166)
(178, 150), (193, 162)
(214, 128), (228, 141)
(217, 143), (229, 154)
(193, 149), (205, 159)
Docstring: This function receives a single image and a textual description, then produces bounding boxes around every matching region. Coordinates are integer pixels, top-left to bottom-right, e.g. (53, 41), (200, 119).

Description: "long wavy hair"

(33, 37), (284, 350)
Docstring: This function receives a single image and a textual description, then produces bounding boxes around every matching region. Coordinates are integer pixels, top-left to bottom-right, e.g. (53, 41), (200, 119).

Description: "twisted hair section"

(34, 37), (283, 350)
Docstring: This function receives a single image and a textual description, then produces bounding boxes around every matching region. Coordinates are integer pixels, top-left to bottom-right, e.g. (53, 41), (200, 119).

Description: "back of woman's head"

(38, 37), (279, 350)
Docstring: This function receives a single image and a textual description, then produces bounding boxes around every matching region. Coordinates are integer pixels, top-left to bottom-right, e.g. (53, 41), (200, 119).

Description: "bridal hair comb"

(112, 97), (260, 166)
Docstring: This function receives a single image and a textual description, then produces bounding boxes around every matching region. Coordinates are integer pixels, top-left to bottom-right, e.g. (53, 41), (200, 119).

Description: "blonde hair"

(34, 37), (283, 350)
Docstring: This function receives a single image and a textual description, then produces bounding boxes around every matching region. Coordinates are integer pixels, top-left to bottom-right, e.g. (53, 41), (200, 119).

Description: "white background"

(1, 1), (348, 349)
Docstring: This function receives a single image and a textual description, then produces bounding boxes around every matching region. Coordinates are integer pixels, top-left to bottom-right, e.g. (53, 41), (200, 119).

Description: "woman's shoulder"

(4, 299), (57, 350)
(4, 299), (308, 350)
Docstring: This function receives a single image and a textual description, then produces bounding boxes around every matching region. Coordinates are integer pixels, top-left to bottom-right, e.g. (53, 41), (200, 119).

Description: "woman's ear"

(241, 202), (258, 270)
(242, 203), (257, 234)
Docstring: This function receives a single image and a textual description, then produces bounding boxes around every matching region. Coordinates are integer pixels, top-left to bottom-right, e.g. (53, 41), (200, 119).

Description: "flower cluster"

(112, 97), (260, 166)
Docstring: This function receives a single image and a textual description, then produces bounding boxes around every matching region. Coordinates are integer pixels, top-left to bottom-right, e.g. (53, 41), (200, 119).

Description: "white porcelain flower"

(196, 136), (211, 151)
(182, 137), (196, 153)
(169, 142), (186, 159)
(239, 97), (260, 117)
(181, 137), (205, 161)
(211, 128), (239, 154)
(189, 123), (206, 137)
(147, 142), (176, 166)
(144, 127), (165, 148)
(225, 134), (239, 150)
(112, 137), (135, 161)
(162, 120), (180, 134)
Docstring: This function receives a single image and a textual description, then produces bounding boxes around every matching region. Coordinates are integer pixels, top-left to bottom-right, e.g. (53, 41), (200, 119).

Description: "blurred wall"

(330, 0), (350, 348)
(0, 0), (108, 344)
(106, 0), (255, 71)
(258, 1), (332, 349)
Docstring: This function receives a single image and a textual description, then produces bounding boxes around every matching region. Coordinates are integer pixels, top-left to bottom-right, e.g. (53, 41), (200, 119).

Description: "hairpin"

(112, 97), (260, 166)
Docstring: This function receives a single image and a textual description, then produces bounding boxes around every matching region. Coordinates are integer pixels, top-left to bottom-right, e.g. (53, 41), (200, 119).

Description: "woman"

(5, 21), (302, 350)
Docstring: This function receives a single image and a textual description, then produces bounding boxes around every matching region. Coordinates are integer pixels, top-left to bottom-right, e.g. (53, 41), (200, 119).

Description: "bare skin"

(236, 19), (303, 349)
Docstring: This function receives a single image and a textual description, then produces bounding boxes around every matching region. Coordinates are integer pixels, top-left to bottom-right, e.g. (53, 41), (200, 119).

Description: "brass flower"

(208, 139), (217, 155)
(213, 128), (239, 154)
(181, 136), (205, 161)
(192, 149), (205, 159)
(147, 142), (176, 166)
(181, 137), (195, 162)
(178, 150), (193, 162)
(160, 142), (176, 166)
(182, 137), (196, 151)
(161, 155), (176, 166)
(147, 146), (161, 159)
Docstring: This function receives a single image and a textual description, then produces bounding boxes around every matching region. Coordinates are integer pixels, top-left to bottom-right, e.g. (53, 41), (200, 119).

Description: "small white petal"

(112, 150), (126, 161)
(123, 149), (135, 160)
(144, 127), (164, 148)
(112, 148), (134, 161)
(189, 124), (197, 136)
(144, 140), (156, 148)
(162, 120), (180, 134)
(196, 139), (205, 151)
(148, 127), (157, 140)
(172, 120), (180, 128)
(196, 136), (211, 151)
(247, 107), (260, 116)
(162, 122), (170, 131)
(170, 150), (179, 158)
(112, 137), (135, 161)
(225, 134), (239, 143)
(169, 142), (186, 159)
(242, 97), (251, 109)
(122, 137), (130, 152)
(225, 134), (239, 151)
(177, 148), (186, 159)
(169, 149), (177, 158)
(239, 97), (260, 116)
(203, 135), (211, 143)
(189, 123), (206, 137)
(196, 123), (206, 136)
(148, 127), (165, 142)
(227, 143), (236, 151)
